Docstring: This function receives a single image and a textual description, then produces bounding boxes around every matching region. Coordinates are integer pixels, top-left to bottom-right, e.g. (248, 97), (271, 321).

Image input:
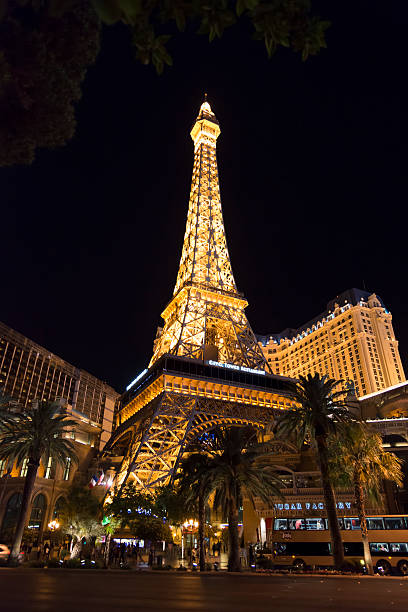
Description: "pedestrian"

(113, 545), (120, 566)
(248, 544), (255, 567)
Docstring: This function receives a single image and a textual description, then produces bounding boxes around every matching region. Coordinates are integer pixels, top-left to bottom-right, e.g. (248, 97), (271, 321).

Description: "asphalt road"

(0, 570), (407, 612)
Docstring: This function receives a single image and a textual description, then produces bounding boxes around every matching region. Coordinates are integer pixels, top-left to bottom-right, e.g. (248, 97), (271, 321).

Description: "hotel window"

(44, 457), (53, 479)
(20, 457), (29, 477)
(63, 458), (71, 481)
(0, 459), (7, 477)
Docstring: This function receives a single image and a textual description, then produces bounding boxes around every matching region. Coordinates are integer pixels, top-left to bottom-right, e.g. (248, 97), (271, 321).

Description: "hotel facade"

(0, 321), (118, 449)
(0, 320), (119, 543)
(257, 288), (405, 398)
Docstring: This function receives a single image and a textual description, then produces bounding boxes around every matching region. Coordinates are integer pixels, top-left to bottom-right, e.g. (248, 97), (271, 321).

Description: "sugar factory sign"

(274, 501), (352, 511)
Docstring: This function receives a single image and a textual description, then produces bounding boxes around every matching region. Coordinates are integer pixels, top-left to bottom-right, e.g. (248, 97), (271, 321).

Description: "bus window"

(305, 518), (326, 530)
(384, 517), (406, 530)
(389, 543), (408, 554)
(367, 517), (384, 530)
(274, 542), (330, 556)
(289, 518), (305, 530)
(274, 542), (287, 555)
(370, 542), (389, 553)
(344, 542), (364, 555)
(344, 518), (361, 530)
(274, 519), (288, 530)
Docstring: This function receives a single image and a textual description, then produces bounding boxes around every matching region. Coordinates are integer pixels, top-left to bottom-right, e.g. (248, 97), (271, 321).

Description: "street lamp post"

(182, 519), (199, 567)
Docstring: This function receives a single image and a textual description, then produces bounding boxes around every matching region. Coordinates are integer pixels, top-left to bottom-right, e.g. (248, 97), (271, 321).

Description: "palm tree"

(329, 422), (403, 575)
(103, 516), (121, 568)
(179, 426), (284, 572)
(177, 453), (212, 571)
(0, 400), (78, 565)
(275, 373), (353, 569)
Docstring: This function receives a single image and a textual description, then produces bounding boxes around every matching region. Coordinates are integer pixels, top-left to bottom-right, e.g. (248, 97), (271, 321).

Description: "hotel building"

(0, 321), (119, 543)
(0, 321), (118, 449)
(257, 288), (405, 398)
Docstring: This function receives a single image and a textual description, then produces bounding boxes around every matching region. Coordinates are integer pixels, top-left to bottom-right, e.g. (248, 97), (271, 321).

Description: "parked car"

(0, 544), (11, 561)
(0, 544), (24, 564)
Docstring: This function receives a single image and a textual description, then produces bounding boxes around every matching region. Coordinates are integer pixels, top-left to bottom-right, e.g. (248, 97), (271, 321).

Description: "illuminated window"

(1, 493), (22, 533)
(0, 459), (7, 477)
(53, 496), (65, 519)
(63, 458), (71, 481)
(44, 457), (53, 479)
(28, 494), (46, 530)
(20, 458), (29, 478)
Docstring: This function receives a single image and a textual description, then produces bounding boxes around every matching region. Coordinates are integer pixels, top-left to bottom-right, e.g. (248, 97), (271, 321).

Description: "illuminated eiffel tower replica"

(104, 99), (294, 490)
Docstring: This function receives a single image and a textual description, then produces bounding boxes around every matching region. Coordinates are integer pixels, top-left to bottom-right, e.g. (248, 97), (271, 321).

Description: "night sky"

(1, 2), (408, 392)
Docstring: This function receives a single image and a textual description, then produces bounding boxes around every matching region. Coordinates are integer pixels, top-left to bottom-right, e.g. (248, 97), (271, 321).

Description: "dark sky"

(2, 1), (408, 392)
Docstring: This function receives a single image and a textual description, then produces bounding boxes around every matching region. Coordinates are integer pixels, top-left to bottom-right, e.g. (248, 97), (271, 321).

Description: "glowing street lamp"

(48, 519), (60, 531)
(183, 519), (198, 530)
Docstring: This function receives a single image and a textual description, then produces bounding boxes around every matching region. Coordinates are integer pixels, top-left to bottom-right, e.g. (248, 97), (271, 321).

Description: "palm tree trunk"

(104, 532), (111, 568)
(227, 498), (241, 572)
(198, 492), (205, 572)
(354, 474), (374, 575)
(71, 538), (82, 559)
(316, 435), (344, 569)
(8, 459), (39, 566)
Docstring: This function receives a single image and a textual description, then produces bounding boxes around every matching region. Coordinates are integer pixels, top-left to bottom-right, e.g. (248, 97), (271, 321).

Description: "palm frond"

(276, 372), (355, 446)
(178, 425), (286, 520)
(329, 422), (404, 503)
(0, 400), (79, 469)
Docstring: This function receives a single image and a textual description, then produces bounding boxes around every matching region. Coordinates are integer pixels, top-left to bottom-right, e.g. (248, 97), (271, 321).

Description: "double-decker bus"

(271, 514), (408, 575)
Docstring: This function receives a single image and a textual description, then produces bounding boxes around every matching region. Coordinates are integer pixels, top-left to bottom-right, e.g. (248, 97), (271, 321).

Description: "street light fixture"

(48, 519), (60, 531)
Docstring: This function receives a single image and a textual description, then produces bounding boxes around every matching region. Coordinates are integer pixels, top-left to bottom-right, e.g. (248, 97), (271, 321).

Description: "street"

(0, 570), (407, 611)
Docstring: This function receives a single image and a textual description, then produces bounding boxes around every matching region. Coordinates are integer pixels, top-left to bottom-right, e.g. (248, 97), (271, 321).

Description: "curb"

(1, 567), (407, 579)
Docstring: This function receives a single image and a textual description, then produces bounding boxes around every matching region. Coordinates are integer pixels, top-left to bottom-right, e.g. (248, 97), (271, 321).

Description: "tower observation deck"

(104, 100), (295, 490)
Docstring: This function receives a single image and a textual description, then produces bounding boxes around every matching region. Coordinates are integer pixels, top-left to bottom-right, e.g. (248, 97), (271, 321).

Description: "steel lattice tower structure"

(150, 99), (266, 369)
(104, 100), (295, 490)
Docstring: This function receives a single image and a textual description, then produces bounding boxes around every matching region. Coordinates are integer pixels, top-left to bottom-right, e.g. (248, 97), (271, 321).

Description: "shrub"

(64, 558), (82, 569)
(256, 556), (274, 570)
(80, 559), (102, 569)
(340, 560), (360, 573)
(46, 559), (62, 568)
(27, 560), (46, 568)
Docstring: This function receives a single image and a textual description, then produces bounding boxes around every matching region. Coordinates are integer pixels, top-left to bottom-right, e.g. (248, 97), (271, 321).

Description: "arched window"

(29, 494), (46, 530)
(1, 492), (22, 535)
(53, 496), (65, 520)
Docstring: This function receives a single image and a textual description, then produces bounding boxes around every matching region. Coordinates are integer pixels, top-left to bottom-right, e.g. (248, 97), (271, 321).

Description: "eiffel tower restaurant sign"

(104, 99), (296, 491)
(207, 360), (266, 376)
